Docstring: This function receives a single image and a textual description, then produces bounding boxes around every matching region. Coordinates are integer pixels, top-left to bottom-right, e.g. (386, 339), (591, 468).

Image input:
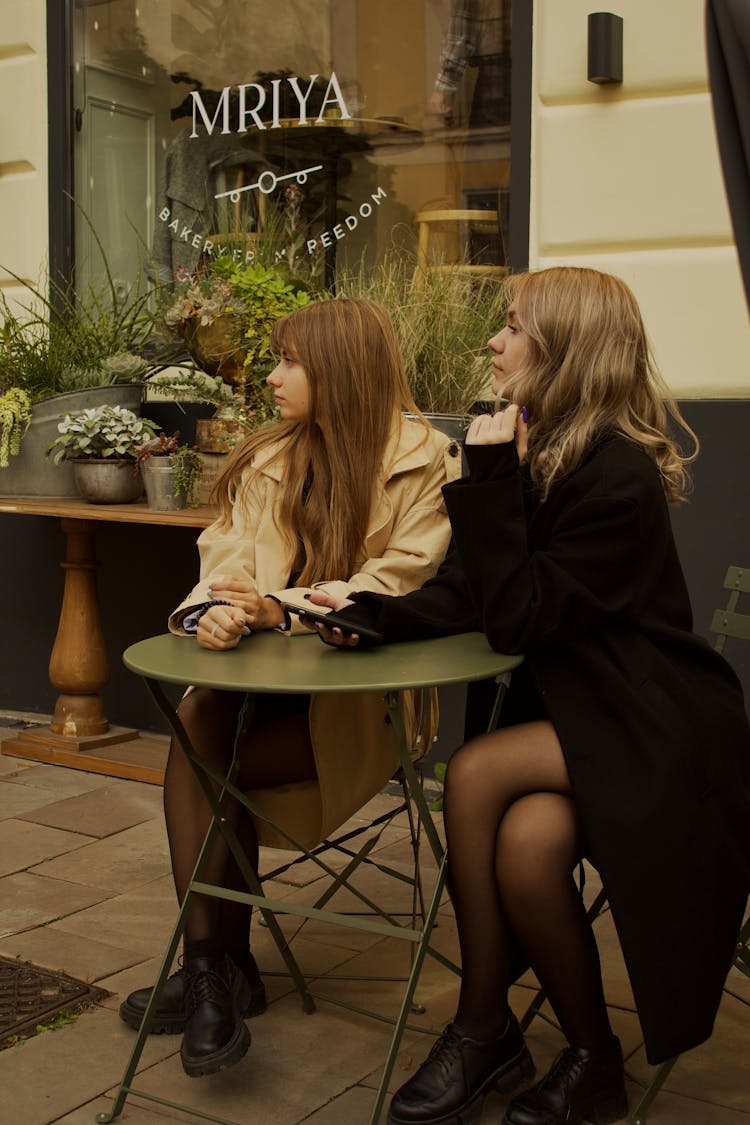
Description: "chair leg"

(368, 852), (449, 1125)
(627, 1056), (679, 1125)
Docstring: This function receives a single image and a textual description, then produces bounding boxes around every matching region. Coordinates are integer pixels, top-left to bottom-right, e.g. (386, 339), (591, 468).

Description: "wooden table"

(0, 496), (217, 783)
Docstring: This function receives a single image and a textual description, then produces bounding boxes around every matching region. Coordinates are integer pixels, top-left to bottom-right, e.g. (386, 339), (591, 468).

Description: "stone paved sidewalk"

(0, 734), (747, 1125)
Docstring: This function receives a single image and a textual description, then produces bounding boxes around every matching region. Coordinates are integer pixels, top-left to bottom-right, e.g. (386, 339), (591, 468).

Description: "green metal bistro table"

(101, 630), (522, 1125)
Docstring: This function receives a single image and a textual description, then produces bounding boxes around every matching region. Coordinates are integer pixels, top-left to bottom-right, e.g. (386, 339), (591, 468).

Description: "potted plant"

(0, 247), (174, 496)
(161, 255), (319, 427)
(0, 388), (32, 469)
(134, 432), (204, 510)
(46, 404), (160, 504)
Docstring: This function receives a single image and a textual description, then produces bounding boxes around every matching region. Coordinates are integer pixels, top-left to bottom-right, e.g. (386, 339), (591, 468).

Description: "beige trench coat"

(169, 418), (462, 848)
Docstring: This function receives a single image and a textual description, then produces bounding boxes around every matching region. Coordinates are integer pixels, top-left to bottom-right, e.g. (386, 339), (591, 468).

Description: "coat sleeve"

(344, 544), (479, 641)
(168, 469), (269, 633)
(444, 443), (649, 654)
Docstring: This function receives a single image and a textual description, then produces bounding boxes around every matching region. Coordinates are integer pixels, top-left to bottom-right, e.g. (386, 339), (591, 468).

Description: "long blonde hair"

(499, 267), (698, 501)
(214, 297), (425, 584)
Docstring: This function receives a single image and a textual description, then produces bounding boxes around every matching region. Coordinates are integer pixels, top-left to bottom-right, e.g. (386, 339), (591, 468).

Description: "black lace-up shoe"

(388, 1014), (535, 1124)
(503, 1037), (627, 1125)
(180, 956), (251, 1077)
(119, 955), (266, 1033)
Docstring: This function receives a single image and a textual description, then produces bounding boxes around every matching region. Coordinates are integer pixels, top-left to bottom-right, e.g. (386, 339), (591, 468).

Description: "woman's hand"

(204, 574), (286, 632)
(306, 592), (360, 648)
(466, 404), (528, 461)
(197, 604), (250, 650)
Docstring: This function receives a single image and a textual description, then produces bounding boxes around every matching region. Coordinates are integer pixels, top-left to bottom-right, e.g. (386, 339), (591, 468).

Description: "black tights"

(163, 688), (315, 955)
(445, 720), (613, 1050)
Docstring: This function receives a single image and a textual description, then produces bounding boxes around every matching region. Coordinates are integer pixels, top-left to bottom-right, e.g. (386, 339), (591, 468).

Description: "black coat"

(346, 435), (750, 1064)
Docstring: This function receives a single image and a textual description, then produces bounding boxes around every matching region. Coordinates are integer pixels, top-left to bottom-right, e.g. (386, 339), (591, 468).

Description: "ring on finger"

(210, 622), (220, 637)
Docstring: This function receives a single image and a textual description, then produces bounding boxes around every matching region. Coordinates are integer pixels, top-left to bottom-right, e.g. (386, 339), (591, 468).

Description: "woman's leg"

(162, 688), (316, 950)
(157, 688), (316, 1076)
(216, 707), (317, 965)
(444, 719), (612, 1047)
(162, 687), (245, 944)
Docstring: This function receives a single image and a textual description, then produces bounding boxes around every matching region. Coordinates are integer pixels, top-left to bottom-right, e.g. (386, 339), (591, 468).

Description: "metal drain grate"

(0, 955), (109, 1045)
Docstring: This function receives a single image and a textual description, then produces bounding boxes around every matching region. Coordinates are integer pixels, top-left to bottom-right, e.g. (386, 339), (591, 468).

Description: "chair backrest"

(710, 565), (750, 654)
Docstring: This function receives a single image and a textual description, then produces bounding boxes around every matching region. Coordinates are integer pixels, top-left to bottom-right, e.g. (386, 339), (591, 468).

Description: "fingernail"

(242, 628), (251, 636)
(521, 406), (528, 423)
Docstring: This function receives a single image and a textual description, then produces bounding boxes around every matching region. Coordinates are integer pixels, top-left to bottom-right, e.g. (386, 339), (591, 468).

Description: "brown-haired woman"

(119, 296), (463, 1077)
(314, 268), (750, 1125)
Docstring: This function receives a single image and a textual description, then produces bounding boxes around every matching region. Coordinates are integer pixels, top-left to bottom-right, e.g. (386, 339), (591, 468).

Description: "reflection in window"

(72, 0), (511, 293)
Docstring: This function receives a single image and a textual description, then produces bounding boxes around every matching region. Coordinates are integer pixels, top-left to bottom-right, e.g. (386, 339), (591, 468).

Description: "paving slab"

(0, 1005), (180, 1125)
(0, 925), (146, 984)
(0, 818), (88, 876)
(0, 780), (75, 821)
(54, 1094), (169, 1123)
(119, 993), (395, 1125)
(28, 818), (171, 893)
(1, 760), (120, 796)
(0, 871), (108, 938)
(52, 876), (178, 956)
(17, 784), (163, 838)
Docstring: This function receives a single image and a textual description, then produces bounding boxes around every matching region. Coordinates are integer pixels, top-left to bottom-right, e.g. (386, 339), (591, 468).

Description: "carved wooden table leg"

(49, 517), (110, 736)
(2, 516), (168, 782)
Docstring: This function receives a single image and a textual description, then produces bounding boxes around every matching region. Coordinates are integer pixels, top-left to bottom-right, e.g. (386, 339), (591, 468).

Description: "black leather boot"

(388, 1014), (535, 1124)
(119, 954), (266, 1033)
(503, 1037), (627, 1125)
(180, 955), (251, 1077)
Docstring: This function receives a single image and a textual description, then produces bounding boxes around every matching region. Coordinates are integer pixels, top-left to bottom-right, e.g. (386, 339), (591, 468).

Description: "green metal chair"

(519, 563), (750, 1125)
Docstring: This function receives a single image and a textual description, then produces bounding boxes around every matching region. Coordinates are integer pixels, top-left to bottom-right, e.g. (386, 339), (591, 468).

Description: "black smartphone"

(280, 602), (384, 645)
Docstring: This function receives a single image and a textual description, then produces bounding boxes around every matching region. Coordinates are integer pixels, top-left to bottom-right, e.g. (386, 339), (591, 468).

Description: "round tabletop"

(123, 631), (522, 695)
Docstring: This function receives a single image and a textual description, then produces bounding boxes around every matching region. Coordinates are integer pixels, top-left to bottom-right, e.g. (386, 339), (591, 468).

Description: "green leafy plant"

(46, 405), (160, 463)
(134, 432), (204, 507)
(162, 256), (319, 422)
(0, 387), (32, 468)
(427, 761), (447, 812)
(337, 253), (504, 416)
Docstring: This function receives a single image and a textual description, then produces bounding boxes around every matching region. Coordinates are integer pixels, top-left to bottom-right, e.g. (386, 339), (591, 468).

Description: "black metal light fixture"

(588, 12), (623, 85)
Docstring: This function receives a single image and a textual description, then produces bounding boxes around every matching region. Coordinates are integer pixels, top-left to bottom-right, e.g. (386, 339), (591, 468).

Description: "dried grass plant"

(336, 253), (505, 416)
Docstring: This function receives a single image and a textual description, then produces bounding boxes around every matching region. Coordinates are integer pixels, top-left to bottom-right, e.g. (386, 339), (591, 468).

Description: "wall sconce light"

(588, 12), (623, 85)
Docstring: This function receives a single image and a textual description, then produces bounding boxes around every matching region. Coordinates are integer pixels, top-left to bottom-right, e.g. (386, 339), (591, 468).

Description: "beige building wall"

(532, 0), (749, 398)
(0, 0), (48, 314)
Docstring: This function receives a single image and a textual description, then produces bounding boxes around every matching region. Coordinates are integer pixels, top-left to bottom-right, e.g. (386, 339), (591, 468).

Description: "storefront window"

(71, 0), (512, 293)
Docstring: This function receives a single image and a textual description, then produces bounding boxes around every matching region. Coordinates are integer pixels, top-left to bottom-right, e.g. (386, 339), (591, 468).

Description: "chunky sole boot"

(119, 959), (266, 1034)
(388, 1016), (536, 1125)
(503, 1038), (628, 1125)
(180, 956), (252, 1078)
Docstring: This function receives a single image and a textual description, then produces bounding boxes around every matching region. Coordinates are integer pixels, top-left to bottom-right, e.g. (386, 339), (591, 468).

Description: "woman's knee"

(445, 732), (499, 796)
(171, 688), (245, 767)
(496, 793), (582, 886)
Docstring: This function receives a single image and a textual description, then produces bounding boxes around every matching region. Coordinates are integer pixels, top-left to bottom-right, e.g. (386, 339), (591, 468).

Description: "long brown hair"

(213, 297), (425, 584)
(498, 267), (698, 501)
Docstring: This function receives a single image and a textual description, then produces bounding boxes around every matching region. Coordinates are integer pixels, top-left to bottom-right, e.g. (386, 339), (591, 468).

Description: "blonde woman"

(315, 268), (750, 1125)
(119, 297), (462, 1077)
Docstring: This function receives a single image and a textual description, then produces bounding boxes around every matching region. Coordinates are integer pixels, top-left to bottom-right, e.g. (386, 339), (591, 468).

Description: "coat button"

(448, 443), (460, 457)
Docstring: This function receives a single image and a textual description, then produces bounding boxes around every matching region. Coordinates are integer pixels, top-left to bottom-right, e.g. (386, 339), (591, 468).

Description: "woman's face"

(487, 305), (531, 398)
(267, 345), (311, 422)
